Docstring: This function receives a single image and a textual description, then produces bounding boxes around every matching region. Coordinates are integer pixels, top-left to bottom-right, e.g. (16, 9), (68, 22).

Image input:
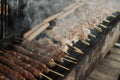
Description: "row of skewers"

(0, 11), (119, 80)
(0, 0), (119, 79)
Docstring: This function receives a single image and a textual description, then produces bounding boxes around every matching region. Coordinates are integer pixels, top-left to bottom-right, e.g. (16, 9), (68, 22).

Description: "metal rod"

(87, 38), (90, 41)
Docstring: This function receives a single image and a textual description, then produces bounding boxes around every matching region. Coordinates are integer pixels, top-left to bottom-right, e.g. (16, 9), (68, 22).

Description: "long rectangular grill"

(0, 0), (120, 80)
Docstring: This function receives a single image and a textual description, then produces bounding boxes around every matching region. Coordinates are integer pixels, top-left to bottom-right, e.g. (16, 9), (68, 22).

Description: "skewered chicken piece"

(0, 55), (36, 80)
(0, 63), (25, 80)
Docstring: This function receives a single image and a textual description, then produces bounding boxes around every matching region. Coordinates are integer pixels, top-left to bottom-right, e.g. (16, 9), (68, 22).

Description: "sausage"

(0, 56), (36, 80)
(3, 53), (42, 78)
(22, 40), (66, 62)
(0, 63), (25, 80)
(14, 45), (56, 67)
(6, 51), (49, 73)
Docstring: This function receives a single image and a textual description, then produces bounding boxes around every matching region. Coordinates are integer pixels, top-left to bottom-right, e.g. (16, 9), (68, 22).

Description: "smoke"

(1, 0), (119, 44)
(6, 0), (76, 37)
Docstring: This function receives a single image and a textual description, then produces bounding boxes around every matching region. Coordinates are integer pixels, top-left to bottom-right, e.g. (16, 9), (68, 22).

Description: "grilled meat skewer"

(6, 50), (49, 73)
(0, 63), (25, 80)
(5, 50), (64, 77)
(3, 53), (53, 80)
(22, 40), (67, 62)
(0, 56), (35, 80)
(14, 45), (56, 67)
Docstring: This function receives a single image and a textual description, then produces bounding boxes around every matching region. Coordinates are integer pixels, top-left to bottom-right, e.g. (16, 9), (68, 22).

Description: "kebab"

(1, 52), (53, 80)
(21, 38), (77, 64)
(14, 45), (70, 70)
(15, 38), (77, 62)
(0, 63), (25, 80)
(2, 50), (64, 77)
(0, 55), (36, 80)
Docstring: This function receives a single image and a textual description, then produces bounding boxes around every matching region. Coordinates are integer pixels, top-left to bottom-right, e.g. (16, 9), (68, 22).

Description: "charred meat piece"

(0, 56), (36, 80)
(14, 45), (56, 67)
(6, 51), (49, 73)
(0, 63), (25, 80)
(3, 53), (43, 78)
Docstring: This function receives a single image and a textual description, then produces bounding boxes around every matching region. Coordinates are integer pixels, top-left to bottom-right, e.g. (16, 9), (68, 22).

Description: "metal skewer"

(49, 69), (64, 77)
(55, 63), (69, 71)
(99, 24), (107, 28)
(64, 58), (77, 64)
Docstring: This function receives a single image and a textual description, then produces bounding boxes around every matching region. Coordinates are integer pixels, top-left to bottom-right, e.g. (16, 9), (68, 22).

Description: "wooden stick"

(103, 19), (110, 23)
(80, 39), (90, 46)
(26, 23), (50, 41)
(100, 24), (107, 28)
(23, 23), (48, 39)
(55, 63), (69, 71)
(58, 3), (81, 19)
(43, 12), (63, 23)
(41, 73), (53, 80)
(73, 46), (84, 54)
(89, 33), (96, 38)
(63, 2), (78, 11)
(64, 58), (77, 64)
(49, 69), (64, 77)
(66, 44), (84, 54)
(94, 26), (102, 32)
(110, 14), (116, 18)
(66, 55), (78, 61)
(87, 38), (90, 41)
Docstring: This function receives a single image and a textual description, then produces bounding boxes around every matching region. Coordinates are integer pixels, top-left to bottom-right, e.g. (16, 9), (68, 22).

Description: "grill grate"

(0, 11), (119, 80)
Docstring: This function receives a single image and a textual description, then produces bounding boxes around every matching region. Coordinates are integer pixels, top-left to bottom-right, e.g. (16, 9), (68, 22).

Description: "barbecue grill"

(0, 0), (120, 80)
